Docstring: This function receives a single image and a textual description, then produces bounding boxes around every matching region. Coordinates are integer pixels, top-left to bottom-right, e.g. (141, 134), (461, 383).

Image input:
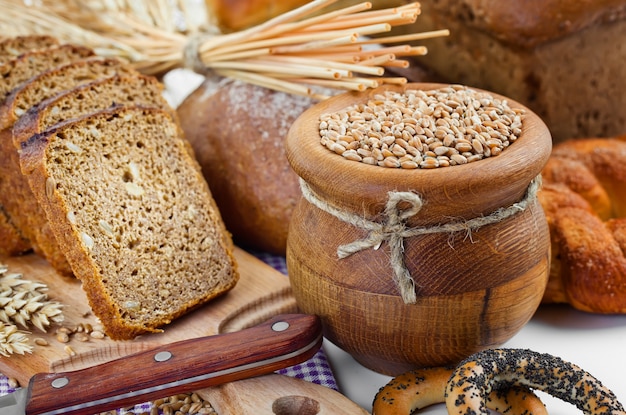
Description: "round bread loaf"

(176, 77), (320, 255)
(539, 135), (626, 312)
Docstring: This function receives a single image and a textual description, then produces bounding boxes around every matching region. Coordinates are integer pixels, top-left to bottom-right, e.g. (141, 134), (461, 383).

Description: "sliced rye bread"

(19, 106), (238, 340)
(0, 44), (95, 256)
(0, 35), (63, 254)
(1, 44), (95, 100)
(13, 73), (174, 149)
(0, 35), (59, 66)
(0, 57), (136, 130)
(9, 74), (175, 266)
(0, 57), (136, 275)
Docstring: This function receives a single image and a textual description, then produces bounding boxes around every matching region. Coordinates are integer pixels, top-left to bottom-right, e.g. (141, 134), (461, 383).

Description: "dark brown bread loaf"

(0, 57), (136, 275)
(19, 106), (238, 339)
(403, 0), (626, 142)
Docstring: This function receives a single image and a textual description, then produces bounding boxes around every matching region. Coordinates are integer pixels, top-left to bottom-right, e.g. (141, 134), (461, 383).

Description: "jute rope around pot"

(298, 175), (542, 304)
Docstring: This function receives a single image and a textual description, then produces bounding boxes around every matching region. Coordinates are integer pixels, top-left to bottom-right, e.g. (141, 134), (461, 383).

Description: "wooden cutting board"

(0, 246), (297, 385)
(1, 246), (372, 414)
(200, 374), (369, 414)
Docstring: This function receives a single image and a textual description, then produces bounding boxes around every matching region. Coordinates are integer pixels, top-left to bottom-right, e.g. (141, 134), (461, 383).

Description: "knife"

(0, 313), (322, 415)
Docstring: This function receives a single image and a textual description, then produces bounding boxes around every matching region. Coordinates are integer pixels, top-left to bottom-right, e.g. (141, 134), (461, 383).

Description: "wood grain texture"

(25, 314), (323, 415)
(285, 83), (553, 375)
(199, 373), (369, 415)
(0, 247), (296, 385)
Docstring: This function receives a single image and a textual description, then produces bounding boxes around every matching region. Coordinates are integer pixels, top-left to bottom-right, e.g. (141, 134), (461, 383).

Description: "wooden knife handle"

(25, 313), (322, 415)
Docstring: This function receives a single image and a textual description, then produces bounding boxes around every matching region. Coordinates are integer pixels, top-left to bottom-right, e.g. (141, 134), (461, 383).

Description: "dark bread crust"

(403, 0), (626, 142)
(416, 0), (626, 48)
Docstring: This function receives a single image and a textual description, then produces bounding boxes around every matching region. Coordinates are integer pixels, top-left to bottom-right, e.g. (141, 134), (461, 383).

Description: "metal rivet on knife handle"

(154, 351), (173, 362)
(271, 321), (290, 332)
(51, 377), (69, 389)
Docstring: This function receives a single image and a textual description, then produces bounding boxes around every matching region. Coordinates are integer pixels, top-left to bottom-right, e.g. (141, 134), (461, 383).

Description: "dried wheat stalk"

(0, 322), (31, 357)
(0, 264), (64, 333)
(0, 0), (448, 98)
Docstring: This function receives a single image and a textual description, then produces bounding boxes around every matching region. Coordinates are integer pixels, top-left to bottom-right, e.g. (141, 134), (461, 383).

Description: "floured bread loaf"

(0, 57), (136, 275)
(177, 78), (318, 255)
(19, 106), (238, 339)
(176, 67), (437, 255)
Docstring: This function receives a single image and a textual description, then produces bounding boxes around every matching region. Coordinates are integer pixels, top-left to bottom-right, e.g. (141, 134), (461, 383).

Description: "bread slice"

(0, 44), (95, 256)
(0, 57), (136, 275)
(0, 35), (59, 65)
(13, 73), (174, 149)
(0, 44), (95, 100)
(0, 57), (136, 130)
(20, 106), (238, 339)
(9, 74), (175, 270)
(0, 35), (64, 253)
(0, 205), (30, 255)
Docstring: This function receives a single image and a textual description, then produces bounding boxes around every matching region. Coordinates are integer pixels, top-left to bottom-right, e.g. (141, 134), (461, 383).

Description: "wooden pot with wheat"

(285, 82), (553, 375)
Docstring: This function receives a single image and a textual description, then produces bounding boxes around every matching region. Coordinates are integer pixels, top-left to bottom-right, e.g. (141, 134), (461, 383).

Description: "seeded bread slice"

(13, 73), (174, 149)
(20, 106), (238, 339)
(0, 57), (136, 275)
(0, 35), (59, 66)
(0, 44), (95, 101)
(0, 44), (96, 256)
(0, 35), (64, 253)
(10, 73), (175, 265)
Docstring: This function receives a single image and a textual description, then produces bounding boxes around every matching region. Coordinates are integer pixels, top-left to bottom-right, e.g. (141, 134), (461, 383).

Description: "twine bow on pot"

(299, 176), (542, 304)
(336, 191), (423, 304)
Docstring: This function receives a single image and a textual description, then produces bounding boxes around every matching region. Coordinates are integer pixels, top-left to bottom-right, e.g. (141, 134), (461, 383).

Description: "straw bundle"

(0, 0), (448, 98)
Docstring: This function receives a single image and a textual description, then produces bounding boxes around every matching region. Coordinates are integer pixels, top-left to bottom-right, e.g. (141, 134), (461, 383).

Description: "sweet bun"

(539, 136), (626, 312)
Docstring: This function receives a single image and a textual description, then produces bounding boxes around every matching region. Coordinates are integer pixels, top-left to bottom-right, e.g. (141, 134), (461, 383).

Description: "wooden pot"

(285, 83), (552, 376)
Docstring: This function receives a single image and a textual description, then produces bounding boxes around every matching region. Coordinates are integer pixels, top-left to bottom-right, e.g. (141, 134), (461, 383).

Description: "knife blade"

(0, 313), (322, 415)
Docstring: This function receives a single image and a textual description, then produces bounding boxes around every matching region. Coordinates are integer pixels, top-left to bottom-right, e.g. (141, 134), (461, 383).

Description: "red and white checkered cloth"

(0, 252), (338, 414)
